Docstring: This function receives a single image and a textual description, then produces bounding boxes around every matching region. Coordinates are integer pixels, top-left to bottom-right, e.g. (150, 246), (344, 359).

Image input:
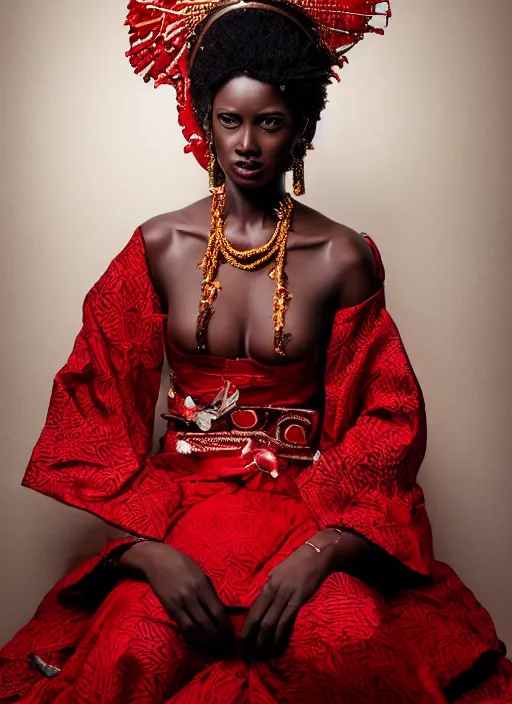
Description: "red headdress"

(125, 0), (390, 169)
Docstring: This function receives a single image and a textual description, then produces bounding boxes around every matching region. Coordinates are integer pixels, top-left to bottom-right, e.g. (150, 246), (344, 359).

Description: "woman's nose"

(235, 126), (260, 157)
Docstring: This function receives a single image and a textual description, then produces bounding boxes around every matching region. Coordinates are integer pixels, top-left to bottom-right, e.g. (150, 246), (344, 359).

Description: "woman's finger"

(239, 579), (276, 643)
(199, 582), (235, 643)
(253, 589), (291, 659)
(186, 596), (221, 651)
(171, 607), (208, 651)
(273, 600), (300, 655)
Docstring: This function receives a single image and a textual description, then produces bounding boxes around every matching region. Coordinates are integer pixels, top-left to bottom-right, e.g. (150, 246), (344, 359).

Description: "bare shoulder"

(140, 196), (211, 255)
(293, 202), (381, 307)
(138, 197), (211, 300)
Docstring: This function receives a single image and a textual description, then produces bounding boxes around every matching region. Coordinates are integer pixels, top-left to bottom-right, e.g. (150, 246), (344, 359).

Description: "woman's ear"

(293, 118), (317, 151)
(303, 118), (317, 146)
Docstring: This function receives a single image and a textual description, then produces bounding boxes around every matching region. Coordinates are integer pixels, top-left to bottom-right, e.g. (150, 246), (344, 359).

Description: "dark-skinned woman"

(1, 1), (510, 702)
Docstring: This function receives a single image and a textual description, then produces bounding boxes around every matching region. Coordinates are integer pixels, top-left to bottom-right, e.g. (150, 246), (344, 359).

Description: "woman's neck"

(223, 176), (288, 233)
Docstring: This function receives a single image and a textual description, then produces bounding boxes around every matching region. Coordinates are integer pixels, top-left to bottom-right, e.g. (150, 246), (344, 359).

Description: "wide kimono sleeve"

(297, 240), (434, 576)
(22, 229), (181, 540)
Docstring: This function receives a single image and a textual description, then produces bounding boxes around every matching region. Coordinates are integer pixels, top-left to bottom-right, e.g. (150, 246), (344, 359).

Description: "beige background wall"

(1, 0), (511, 649)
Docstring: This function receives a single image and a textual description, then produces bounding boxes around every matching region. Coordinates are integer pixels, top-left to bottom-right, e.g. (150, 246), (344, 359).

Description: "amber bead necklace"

(196, 183), (294, 357)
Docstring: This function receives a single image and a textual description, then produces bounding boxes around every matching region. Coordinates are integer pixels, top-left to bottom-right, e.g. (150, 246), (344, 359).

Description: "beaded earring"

(291, 137), (310, 196)
(292, 154), (306, 196)
(208, 145), (225, 192)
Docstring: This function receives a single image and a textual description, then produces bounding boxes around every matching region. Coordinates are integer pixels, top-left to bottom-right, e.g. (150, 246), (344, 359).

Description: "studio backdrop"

(0, 0), (511, 648)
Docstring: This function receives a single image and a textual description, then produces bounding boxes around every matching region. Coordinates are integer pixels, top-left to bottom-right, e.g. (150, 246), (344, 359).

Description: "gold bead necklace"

(196, 184), (294, 357)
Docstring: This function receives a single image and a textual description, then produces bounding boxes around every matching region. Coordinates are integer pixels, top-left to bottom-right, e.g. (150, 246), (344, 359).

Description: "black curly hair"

(188, 3), (334, 138)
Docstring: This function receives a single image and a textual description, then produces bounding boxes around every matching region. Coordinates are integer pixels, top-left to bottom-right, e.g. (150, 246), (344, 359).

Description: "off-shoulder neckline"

(135, 227), (385, 367)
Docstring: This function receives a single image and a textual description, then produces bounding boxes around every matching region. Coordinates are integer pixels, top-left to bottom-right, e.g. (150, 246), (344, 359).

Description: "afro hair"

(189, 4), (334, 136)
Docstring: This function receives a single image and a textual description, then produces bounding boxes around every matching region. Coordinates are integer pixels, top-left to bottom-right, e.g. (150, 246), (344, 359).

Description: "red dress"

(0, 230), (510, 703)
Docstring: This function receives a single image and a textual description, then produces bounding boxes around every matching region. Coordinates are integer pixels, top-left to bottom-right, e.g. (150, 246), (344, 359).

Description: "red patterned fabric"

(21, 236), (178, 539)
(1, 229), (511, 703)
(298, 284), (433, 576)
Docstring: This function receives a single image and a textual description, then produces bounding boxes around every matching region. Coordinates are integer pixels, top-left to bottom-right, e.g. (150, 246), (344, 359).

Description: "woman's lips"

(232, 161), (264, 180)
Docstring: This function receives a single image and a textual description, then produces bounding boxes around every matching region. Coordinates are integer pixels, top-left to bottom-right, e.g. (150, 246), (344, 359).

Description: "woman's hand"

(121, 541), (235, 657)
(240, 533), (337, 661)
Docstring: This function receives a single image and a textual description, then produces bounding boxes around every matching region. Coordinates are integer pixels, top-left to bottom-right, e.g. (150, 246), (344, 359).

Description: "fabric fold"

(298, 245), (434, 576)
(2, 229), (507, 701)
(22, 231), (179, 540)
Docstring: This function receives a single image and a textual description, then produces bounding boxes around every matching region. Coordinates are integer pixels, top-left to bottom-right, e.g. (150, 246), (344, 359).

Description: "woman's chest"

(161, 239), (337, 362)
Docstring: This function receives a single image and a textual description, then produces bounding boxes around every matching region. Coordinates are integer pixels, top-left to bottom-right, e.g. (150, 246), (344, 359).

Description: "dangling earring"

(208, 144), (224, 192)
(291, 137), (310, 197)
(292, 154), (305, 197)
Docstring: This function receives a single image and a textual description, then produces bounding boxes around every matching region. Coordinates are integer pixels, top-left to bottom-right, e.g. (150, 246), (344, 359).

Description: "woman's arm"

(298, 234), (433, 580)
(308, 233), (429, 589)
(241, 235), (432, 660)
(104, 523), (135, 542)
(307, 528), (430, 592)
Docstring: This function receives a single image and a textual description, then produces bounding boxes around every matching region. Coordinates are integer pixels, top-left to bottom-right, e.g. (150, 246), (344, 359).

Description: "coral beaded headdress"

(125, 0), (390, 170)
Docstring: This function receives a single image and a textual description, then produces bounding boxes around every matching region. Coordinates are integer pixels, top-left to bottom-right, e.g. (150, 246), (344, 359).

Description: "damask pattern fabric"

(0, 230), (510, 703)
(21, 236), (177, 539)
(298, 282), (433, 575)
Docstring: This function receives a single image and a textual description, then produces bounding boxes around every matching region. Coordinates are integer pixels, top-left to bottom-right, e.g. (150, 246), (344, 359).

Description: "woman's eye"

(261, 117), (283, 130)
(218, 114), (238, 127)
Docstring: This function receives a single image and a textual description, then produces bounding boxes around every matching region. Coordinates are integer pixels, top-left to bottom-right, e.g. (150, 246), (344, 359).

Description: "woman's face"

(211, 75), (297, 191)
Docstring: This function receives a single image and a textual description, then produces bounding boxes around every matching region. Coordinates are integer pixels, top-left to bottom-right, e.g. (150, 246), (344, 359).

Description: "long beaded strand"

(196, 184), (294, 356)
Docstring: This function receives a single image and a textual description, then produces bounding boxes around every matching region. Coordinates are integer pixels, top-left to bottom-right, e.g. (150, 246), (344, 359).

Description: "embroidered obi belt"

(162, 382), (320, 470)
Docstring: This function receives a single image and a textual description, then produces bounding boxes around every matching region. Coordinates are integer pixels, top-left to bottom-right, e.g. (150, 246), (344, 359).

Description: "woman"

(0, 0), (510, 702)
